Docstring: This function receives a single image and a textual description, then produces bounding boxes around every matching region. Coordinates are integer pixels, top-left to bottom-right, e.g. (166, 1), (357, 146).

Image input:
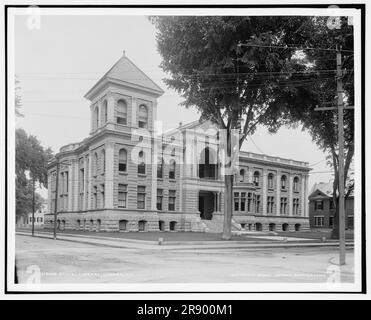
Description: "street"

(15, 235), (354, 284)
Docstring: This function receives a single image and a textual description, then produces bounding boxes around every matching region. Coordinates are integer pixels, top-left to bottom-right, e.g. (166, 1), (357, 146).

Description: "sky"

(13, 14), (333, 198)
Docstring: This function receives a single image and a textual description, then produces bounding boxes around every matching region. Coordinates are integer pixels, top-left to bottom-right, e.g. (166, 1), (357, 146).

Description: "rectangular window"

(117, 117), (127, 125)
(329, 216), (334, 227)
(157, 160), (163, 178)
(93, 186), (97, 209)
(157, 189), (163, 210)
(348, 216), (354, 229)
(168, 190), (176, 211)
(137, 186), (146, 209)
(315, 200), (324, 211)
(329, 200), (334, 209)
(247, 193), (252, 212)
(267, 196), (274, 214)
(118, 184), (127, 208)
(280, 197), (288, 215)
(234, 192), (239, 211)
(293, 198), (300, 215)
(101, 184), (105, 208)
(240, 192), (246, 212)
(119, 163), (127, 172)
(314, 216), (325, 227)
(255, 195), (261, 213)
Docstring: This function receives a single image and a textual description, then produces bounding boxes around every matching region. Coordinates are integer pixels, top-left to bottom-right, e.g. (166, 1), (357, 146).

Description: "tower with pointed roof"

(84, 51), (164, 136)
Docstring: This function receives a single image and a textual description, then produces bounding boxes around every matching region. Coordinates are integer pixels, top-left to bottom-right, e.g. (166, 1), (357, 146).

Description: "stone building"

(45, 52), (311, 233)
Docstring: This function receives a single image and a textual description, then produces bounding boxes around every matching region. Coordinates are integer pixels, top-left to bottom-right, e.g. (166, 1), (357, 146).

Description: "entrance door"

(199, 191), (215, 220)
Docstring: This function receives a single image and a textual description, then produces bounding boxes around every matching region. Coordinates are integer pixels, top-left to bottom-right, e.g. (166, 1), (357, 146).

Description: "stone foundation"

(43, 209), (205, 232)
(232, 214), (310, 232)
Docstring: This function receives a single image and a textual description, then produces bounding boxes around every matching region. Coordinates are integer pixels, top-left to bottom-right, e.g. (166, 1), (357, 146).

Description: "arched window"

(268, 173), (274, 189)
(102, 100), (107, 124)
(101, 149), (105, 175)
(253, 171), (260, 186)
(157, 157), (163, 178)
(119, 149), (127, 172)
(293, 176), (299, 192)
(281, 175), (287, 190)
(117, 99), (127, 125)
(94, 106), (99, 130)
(239, 169), (245, 182)
(199, 147), (217, 179)
(169, 160), (176, 179)
(138, 104), (148, 128)
(138, 151), (146, 174)
(94, 152), (98, 175)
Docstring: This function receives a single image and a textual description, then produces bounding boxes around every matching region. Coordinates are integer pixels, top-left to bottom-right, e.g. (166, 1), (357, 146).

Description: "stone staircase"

(201, 217), (242, 233)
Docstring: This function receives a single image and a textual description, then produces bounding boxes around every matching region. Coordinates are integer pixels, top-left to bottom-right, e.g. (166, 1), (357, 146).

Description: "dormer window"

(117, 100), (127, 125)
(138, 104), (148, 128)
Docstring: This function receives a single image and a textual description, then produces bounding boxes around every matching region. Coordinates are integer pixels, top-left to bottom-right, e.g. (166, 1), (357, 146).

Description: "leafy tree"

(265, 17), (354, 238)
(16, 175), (45, 218)
(16, 128), (53, 220)
(151, 16), (319, 239)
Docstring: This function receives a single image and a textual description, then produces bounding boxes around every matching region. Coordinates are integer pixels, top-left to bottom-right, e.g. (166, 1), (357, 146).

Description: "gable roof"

(85, 52), (164, 99)
(309, 181), (334, 199)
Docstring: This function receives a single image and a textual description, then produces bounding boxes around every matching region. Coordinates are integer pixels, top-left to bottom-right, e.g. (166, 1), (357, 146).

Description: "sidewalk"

(16, 229), (354, 251)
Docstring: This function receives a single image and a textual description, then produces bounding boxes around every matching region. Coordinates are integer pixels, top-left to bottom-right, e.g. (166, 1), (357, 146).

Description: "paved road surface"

(15, 235), (354, 284)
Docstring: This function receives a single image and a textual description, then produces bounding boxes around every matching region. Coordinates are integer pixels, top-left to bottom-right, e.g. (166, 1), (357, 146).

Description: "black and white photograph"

(2, 1), (369, 300)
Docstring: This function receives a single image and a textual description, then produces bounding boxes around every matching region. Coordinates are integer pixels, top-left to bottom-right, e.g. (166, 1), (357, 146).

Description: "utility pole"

(315, 45), (353, 265)
(53, 161), (60, 240)
(32, 175), (35, 237)
(336, 45), (346, 266)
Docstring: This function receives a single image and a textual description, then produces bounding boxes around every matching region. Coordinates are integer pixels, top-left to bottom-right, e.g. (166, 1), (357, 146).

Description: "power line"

(237, 43), (354, 53)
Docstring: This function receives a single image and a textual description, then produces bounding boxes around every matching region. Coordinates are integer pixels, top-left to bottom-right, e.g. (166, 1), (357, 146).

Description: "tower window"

(94, 106), (99, 130)
(101, 149), (105, 175)
(102, 100), (107, 124)
(138, 104), (148, 128)
(138, 151), (146, 174)
(117, 99), (127, 125)
(119, 148), (127, 172)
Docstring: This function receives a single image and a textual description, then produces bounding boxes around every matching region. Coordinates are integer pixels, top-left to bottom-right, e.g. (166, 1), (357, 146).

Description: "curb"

(16, 232), (354, 251)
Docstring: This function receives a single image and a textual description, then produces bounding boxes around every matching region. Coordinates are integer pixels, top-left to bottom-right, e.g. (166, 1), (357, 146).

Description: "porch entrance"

(199, 191), (216, 220)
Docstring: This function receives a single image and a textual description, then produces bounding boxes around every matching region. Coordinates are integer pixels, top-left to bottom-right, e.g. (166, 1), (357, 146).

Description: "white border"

(3, 4), (365, 298)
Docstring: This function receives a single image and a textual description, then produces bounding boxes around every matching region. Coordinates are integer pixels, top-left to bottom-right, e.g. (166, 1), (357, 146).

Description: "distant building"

(308, 181), (354, 230)
(16, 206), (46, 228)
(45, 52), (311, 233)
